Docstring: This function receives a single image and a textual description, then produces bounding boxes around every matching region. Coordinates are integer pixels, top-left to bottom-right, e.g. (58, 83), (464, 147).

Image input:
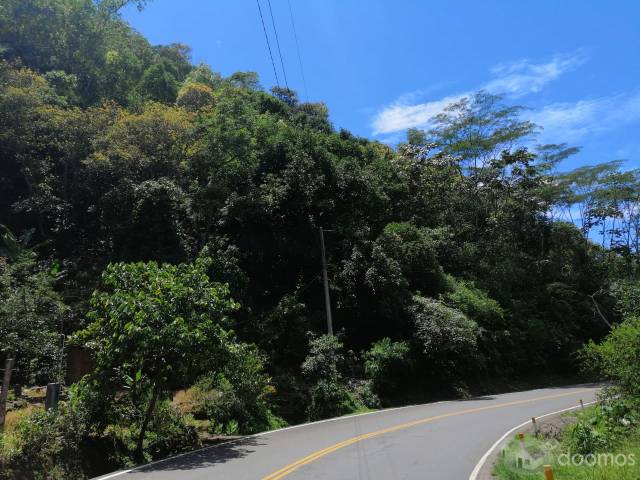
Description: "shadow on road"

(136, 437), (264, 472)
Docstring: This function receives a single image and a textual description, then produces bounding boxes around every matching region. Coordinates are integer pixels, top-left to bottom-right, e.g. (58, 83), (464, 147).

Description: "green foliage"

(363, 338), (410, 400)
(372, 222), (446, 296)
(443, 275), (504, 328)
(138, 63), (179, 103)
(0, 6), (637, 478)
(302, 335), (356, 420)
(176, 82), (215, 111)
(565, 421), (610, 455)
(0, 397), (89, 480)
(75, 256), (239, 457)
(192, 343), (285, 434)
(582, 316), (640, 398)
(426, 92), (538, 168)
(495, 415), (640, 480)
(0, 227), (67, 385)
(410, 295), (479, 376)
(0, 0), (157, 105)
(575, 280), (640, 462)
(134, 401), (200, 462)
(611, 280), (640, 318)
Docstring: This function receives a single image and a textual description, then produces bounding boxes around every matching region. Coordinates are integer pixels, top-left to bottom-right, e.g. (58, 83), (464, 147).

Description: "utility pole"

(0, 356), (15, 432)
(319, 227), (333, 336)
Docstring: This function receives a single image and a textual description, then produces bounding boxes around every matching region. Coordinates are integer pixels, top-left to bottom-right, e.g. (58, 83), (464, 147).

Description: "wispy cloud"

(372, 51), (586, 135)
(372, 93), (468, 137)
(485, 51), (586, 97)
(531, 92), (640, 142)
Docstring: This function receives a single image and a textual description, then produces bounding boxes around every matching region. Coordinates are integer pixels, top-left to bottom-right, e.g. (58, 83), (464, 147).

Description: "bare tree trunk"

(590, 291), (612, 329)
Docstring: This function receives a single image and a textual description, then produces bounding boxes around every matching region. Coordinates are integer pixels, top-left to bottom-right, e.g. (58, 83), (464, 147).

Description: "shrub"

(143, 401), (201, 461)
(347, 379), (381, 409)
(363, 338), (410, 400)
(577, 280), (640, 455)
(564, 417), (610, 455)
(443, 275), (504, 328)
(0, 397), (89, 480)
(410, 295), (479, 362)
(302, 335), (356, 420)
(192, 343), (284, 434)
(582, 316), (640, 398)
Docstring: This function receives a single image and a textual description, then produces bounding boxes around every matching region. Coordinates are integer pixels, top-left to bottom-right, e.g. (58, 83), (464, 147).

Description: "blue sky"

(123, 1), (640, 171)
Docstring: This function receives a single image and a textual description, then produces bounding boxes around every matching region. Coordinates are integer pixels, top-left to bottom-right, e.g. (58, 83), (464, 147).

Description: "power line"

(266, 0), (289, 90)
(286, 0), (309, 101)
(256, 0), (280, 87)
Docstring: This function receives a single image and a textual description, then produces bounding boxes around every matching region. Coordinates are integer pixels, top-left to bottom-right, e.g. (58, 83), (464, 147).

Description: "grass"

(3, 405), (43, 432)
(342, 406), (377, 417)
(494, 432), (640, 479)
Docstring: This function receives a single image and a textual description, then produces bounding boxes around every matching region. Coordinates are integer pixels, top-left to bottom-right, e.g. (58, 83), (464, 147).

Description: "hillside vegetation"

(0, 1), (639, 478)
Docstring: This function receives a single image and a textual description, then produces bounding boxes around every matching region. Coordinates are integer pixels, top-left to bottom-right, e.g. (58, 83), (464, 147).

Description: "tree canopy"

(0, 2), (639, 477)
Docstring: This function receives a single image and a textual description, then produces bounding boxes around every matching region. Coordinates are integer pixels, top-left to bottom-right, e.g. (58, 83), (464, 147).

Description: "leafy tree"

(75, 257), (239, 459)
(426, 92), (538, 172)
(0, 4), (636, 466)
(410, 295), (479, 376)
(301, 335), (355, 420)
(137, 63), (179, 103)
(581, 279), (640, 410)
(176, 82), (214, 111)
(0, 226), (67, 385)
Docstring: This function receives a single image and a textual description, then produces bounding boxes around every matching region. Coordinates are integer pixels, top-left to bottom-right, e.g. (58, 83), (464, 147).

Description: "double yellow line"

(261, 389), (591, 480)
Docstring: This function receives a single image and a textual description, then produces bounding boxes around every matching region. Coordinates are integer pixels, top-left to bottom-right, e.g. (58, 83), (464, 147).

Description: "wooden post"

(580, 399), (585, 411)
(532, 417), (538, 436)
(0, 357), (15, 431)
(543, 465), (555, 480)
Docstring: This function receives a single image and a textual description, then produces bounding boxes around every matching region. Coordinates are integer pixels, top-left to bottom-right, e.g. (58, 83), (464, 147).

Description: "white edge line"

(468, 400), (598, 480)
(93, 385), (597, 480)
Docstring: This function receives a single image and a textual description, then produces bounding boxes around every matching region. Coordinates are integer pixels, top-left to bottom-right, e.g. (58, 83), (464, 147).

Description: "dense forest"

(0, 1), (639, 478)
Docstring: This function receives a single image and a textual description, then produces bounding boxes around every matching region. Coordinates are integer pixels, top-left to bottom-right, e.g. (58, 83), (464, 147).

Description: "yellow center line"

(261, 389), (592, 480)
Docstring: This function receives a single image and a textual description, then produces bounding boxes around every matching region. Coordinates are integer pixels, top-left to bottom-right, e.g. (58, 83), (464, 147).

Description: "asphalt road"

(97, 385), (598, 480)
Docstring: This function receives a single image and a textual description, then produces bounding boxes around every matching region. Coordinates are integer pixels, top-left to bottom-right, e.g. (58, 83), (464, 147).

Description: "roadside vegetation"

(495, 280), (640, 479)
(0, 1), (639, 479)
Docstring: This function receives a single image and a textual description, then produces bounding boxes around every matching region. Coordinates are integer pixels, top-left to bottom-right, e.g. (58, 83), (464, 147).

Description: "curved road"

(97, 385), (598, 480)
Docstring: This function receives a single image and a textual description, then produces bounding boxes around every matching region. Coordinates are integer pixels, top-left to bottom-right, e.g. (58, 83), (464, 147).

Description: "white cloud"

(372, 93), (468, 136)
(531, 92), (640, 142)
(485, 51), (586, 97)
(371, 51), (586, 135)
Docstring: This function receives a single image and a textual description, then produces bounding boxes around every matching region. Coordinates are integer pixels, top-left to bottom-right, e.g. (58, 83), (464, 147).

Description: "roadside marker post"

(531, 417), (538, 436)
(45, 382), (61, 411)
(580, 399), (585, 411)
(543, 465), (554, 480)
